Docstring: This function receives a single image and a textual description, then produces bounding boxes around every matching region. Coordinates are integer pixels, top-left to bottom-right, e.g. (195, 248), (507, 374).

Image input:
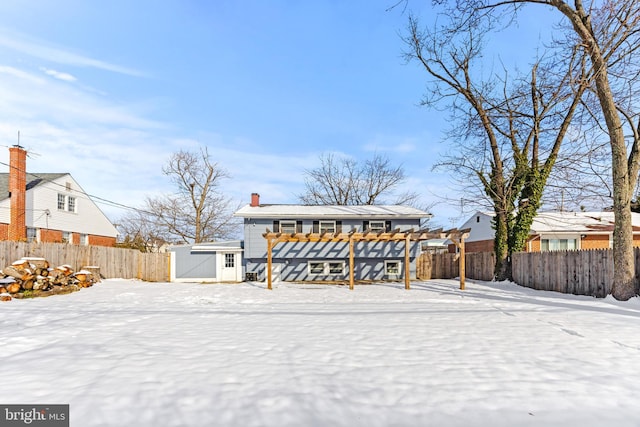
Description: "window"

(62, 231), (71, 244)
(369, 220), (386, 232)
(385, 260), (401, 275)
(328, 262), (344, 274)
(80, 234), (89, 245)
(319, 221), (336, 234)
(309, 262), (325, 274)
(57, 194), (77, 212)
(280, 220), (296, 234)
(308, 261), (345, 275)
(225, 253), (235, 268)
(541, 238), (577, 251)
(27, 227), (37, 243)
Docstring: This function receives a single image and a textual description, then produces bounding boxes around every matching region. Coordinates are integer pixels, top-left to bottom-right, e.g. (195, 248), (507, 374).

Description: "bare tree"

(404, 14), (589, 279)
(298, 153), (421, 206)
(142, 147), (239, 244)
(115, 209), (170, 252)
(413, 0), (640, 299)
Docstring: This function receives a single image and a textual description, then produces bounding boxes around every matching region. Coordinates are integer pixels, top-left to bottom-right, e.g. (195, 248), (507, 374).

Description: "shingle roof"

(234, 204), (431, 219)
(0, 173), (68, 200)
(530, 211), (640, 233)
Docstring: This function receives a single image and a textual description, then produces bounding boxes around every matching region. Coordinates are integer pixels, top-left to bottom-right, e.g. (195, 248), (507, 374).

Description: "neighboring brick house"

(234, 193), (432, 282)
(0, 145), (118, 246)
(452, 210), (640, 253)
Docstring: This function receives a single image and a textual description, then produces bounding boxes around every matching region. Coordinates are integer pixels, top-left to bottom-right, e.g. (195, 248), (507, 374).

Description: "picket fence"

(0, 241), (170, 282)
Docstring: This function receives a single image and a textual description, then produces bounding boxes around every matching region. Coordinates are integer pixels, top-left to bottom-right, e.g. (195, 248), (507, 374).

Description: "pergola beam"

(262, 227), (470, 290)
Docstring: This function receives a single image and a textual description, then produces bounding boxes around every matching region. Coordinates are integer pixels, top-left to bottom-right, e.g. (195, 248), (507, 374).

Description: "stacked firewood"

(0, 257), (99, 301)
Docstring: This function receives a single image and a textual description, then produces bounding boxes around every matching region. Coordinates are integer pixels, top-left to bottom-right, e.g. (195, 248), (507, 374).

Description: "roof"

(233, 204), (432, 219)
(0, 172), (68, 200)
(530, 211), (640, 233)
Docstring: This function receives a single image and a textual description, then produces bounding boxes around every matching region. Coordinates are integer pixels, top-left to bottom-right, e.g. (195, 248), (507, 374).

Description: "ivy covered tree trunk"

(493, 211), (510, 281)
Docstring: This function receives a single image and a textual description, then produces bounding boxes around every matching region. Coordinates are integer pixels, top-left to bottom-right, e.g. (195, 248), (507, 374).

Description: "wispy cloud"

(0, 27), (146, 77)
(41, 67), (77, 82)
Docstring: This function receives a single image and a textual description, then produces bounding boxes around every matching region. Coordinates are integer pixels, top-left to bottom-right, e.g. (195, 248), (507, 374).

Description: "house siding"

(243, 217), (422, 282)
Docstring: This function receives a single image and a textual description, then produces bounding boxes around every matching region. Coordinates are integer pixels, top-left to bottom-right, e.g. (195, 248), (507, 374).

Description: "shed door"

(221, 252), (237, 281)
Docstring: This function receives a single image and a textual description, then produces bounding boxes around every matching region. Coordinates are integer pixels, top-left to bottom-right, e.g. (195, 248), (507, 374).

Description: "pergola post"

(266, 237), (273, 290)
(349, 235), (355, 290)
(459, 236), (466, 290)
(451, 237), (466, 290)
(404, 234), (411, 290)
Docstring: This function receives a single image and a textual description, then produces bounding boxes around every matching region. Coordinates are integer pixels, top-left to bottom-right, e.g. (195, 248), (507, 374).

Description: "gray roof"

(234, 204), (431, 219)
(0, 173), (68, 200)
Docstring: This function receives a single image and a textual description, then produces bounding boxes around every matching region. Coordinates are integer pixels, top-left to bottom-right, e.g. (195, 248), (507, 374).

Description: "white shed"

(168, 241), (243, 283)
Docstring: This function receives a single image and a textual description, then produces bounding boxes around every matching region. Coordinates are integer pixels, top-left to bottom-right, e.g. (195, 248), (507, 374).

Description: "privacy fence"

(417, 252), (495, 282)
(419, 248), (639, 298)
(0, 241), (170, 282)
(511, 249), (618, 298)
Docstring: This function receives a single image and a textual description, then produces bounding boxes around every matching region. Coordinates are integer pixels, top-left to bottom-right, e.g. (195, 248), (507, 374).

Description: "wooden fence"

(422, 248), (633, 298)
(417, 252), (495, 281)
(512, 249), (617, 297)
(0, 241), (170, 282)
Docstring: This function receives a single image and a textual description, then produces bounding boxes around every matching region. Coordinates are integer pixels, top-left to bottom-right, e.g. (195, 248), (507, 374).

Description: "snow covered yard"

(1, 279), (640, 427)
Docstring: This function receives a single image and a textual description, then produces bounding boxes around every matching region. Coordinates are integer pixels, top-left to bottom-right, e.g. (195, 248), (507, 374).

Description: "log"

(81, 266), (101, 283)
(11, 259), (31, 271)
(55, 265), (74, 277)
(6, 283), (21, 294)
(3, 265), (34, 282)
(22, 257), (49, 269)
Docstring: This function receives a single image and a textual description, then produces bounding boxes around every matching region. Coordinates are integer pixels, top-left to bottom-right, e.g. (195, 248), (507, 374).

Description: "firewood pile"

(0, 257), (100, 301)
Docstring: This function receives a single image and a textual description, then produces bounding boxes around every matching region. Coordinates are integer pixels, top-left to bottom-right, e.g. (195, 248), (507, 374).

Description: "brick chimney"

(8, 145), (27, 241)
(250, 193), (260, 207)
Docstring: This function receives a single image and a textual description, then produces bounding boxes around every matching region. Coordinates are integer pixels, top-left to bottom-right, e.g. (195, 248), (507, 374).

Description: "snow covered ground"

(2, 279), (640, 427)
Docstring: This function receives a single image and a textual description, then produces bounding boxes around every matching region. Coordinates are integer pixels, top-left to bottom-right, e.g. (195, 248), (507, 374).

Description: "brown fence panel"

(0, 241), (169, 282)
(512, 248), (618, 297)
(417, 252), (495, 281)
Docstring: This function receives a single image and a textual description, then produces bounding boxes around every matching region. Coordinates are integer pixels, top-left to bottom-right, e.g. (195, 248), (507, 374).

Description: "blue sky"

(0, 1), (557, 229)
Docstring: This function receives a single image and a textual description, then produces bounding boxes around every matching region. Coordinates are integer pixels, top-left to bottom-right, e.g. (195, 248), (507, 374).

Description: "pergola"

(262, 227), (471, 290)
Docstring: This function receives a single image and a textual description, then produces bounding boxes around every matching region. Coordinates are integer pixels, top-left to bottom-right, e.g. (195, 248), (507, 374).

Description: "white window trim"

(307, 260), (345, 275)
(385, 260), (401, 275)
(67, 195), (76, 213)
(540, 236), (579, 252)
(279, 220), (297, 234)
(224, 253), (235, 268)
(319, 220), (336, 234)
(369, 220), (386, 232)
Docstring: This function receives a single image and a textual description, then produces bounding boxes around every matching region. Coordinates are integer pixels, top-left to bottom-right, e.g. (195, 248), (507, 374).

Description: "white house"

(0, 145), (118, 245)
(455, 210), (640, 252)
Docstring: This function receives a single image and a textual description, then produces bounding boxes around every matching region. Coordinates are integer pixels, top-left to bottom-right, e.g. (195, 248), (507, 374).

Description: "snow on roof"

(530, 211), (640, 233)
(233, 204), (431, 219)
